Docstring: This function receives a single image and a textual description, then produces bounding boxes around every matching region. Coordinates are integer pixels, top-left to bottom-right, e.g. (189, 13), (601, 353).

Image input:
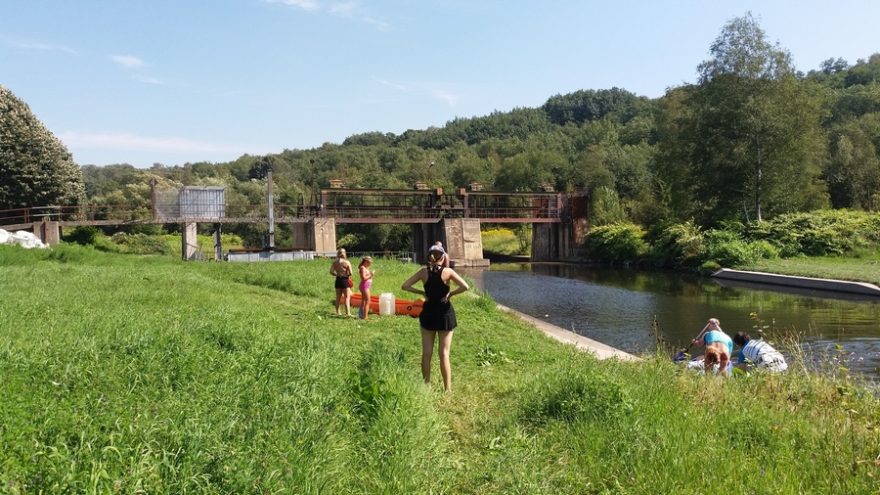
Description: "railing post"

(267, 169), (275, 251)
(459, 188), (469, 218)
(150, 178), (159, 221)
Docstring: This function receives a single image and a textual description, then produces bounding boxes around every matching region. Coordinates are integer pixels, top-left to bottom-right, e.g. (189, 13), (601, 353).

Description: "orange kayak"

(350, 293), (423, 317)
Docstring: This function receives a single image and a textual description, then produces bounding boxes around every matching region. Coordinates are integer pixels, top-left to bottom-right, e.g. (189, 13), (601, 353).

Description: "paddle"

(673, 322), (711, 362)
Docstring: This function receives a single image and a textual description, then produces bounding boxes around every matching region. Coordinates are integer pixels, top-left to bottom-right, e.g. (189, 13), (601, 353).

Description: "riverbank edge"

(712, 268), (880, 296)
(493, 302), (640, 361)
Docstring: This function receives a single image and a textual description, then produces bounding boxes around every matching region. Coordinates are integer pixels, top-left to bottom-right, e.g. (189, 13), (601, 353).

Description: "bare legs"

(421, 329), (453, 391)
(360, 286), (370, 319)
(335, 287), (352, 316)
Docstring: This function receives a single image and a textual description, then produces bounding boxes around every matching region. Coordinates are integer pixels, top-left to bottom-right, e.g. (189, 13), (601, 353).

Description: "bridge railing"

(321, 204), (559, 220)
(466, 206), (560, 219)
(1, 198), (563, 227)
(0, 207), (33, 226)
(322, 205), (443, 219)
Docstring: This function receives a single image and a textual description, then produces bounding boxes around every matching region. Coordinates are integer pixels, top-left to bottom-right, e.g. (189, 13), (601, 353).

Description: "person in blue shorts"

(733, 332), (788, 373)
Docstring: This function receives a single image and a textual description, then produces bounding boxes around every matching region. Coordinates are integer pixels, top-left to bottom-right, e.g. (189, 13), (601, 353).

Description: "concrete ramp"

(712, 268), (880, 297)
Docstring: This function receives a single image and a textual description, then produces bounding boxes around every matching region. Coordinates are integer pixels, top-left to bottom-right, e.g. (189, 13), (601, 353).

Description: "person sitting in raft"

(733, 332), (788, 373)
(691, 318), (734, 377)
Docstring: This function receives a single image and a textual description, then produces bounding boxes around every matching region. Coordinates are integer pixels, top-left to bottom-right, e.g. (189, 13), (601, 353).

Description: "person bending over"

(692, 318), (734, 377)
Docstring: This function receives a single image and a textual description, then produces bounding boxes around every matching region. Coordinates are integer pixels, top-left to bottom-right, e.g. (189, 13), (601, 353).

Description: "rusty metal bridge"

(0, 188), (566, 231)
(1, 185), (587, 262)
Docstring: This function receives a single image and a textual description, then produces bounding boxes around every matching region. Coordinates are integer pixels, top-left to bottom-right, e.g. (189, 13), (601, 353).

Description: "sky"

(2, 1), (879, 168)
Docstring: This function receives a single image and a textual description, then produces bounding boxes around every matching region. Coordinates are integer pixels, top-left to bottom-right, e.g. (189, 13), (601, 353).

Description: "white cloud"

(328, 1), (357, 16)
(9, 40), (76, 54)
(372, 76), (412, 93)
(110, 54), (145, 69)
(132, 75), (165, 85)
(373, 77), (459, 106)
(430, 89), (458, 106)
(264, 0), (320, 12)
(265, 0), (388, 30)
(58, 131), (245, 154)
(362, 16), (390, 31)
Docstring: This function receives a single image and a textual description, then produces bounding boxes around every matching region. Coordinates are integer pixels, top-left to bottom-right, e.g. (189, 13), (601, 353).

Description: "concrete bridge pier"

(531, 223), (559, 261)
(532, 191), (589, 261)
(213, 224), (222, 261)
(531, 219), (587, 261)
(34, 220), (61, 246)
(291, 218), (337, 256)
(181, 222), (199, 261)
(413, 219), (488, 267)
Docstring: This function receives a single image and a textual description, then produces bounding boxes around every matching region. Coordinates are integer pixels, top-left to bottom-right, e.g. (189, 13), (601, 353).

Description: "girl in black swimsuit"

(401, 245), (470, 391)
(329, 248), (353, 317)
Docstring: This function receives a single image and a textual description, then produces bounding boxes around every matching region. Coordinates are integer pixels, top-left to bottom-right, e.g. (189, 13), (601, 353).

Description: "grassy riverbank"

(1, 245), (878, 494)
(741, 254), (880, 286)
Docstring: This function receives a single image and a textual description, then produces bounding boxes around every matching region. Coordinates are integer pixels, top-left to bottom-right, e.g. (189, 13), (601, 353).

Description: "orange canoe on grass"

(350, 293), (423, 317)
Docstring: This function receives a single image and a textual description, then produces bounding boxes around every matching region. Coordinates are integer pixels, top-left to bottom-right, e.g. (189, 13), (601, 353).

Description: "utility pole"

(267, 166), (275, 251)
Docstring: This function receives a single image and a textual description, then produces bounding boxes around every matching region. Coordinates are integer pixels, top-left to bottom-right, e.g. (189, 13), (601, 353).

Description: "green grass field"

(742, 254), (880, 286)
(1, 244), (878, 494)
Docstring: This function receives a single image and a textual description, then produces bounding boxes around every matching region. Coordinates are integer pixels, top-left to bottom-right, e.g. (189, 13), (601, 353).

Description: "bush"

(591, 186), (629, 226)
(584, 222), (648, 263)
(744, 210), (880, 257)
(703, 230), (760, 266)
(481, 227), (521, 255)
(110, 232), (171, 255)
(747, 239), (780, 260)
(648, 221), (705, 267)
(64, 226), (101, 246)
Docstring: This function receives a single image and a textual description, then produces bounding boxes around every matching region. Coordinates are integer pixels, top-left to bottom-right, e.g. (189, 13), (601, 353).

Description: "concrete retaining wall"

(227, 251), (316, 262)
(712, 268), (880, 297)
(495, 303), (639, 361)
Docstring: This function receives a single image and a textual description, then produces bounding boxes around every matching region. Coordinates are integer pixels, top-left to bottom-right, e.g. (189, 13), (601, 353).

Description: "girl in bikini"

(358, 256), (374, 319)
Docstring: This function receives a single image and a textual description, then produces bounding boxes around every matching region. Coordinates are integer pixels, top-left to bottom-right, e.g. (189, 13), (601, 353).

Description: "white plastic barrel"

(379, 293), (395, 316)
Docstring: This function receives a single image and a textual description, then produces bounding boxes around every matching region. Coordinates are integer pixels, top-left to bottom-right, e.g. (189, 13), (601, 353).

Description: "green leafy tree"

(825, 114), (880, 209)
(0, 85), (84, 209)
(658, 13), (827, 224)
(494, 151), (559, 192)
(542, 88), (648, 125)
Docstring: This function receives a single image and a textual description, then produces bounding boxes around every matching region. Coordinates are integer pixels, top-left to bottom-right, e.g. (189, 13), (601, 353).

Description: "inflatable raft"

(676, 353), (738, 375)
(350, 293), (423, 317)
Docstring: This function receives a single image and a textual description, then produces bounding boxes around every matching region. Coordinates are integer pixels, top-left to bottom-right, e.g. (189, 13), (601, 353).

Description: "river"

(459, 263), (880, 380)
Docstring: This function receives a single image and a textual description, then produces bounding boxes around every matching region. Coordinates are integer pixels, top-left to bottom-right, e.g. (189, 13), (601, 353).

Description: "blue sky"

(2, 1), (878, 167)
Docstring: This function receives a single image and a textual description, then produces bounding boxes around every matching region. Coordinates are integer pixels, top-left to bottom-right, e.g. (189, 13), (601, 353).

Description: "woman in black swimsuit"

(401, 245), (470, 391)
(329, 248), (353, 317)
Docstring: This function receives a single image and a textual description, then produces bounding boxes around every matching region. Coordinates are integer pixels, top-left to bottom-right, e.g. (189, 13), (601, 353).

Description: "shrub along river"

(460, 263), (880, 381)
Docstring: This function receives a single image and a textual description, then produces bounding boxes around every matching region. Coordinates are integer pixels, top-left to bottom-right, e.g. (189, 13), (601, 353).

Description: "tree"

(542, 88), (648, 125)
(0, 85), (84, 209)
(658, 13), (827, 224)
(824, 114), (880, 209)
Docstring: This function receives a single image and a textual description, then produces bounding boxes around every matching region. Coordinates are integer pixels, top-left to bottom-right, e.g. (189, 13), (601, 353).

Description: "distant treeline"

(5, 15), (879, 250)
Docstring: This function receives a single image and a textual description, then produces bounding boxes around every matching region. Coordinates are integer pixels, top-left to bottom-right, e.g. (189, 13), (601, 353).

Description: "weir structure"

(0, 181), (590, 264)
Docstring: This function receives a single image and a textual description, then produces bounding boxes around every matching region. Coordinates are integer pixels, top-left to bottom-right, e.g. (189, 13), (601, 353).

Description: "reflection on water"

(459, 263), (880, 379)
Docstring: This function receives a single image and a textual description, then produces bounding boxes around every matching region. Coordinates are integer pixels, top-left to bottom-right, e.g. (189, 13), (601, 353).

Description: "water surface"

(460, 263), (880, 379)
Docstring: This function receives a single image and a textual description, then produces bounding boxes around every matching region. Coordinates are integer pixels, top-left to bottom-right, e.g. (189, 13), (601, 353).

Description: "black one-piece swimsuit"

(418, 266), (457, 331)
